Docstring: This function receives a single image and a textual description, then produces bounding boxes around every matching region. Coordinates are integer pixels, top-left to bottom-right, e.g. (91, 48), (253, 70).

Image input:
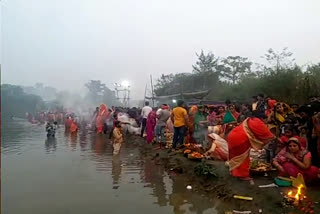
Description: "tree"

(260, 47), (295, 73)
(85, 80), (107, 104)
(192, 50), (219, 74)
(303, 63), (320, 98)
(85, 80), (120, 107)
(220, 56), (252, 84)
(1, 84), (45, 118)
(85, 80), (107, 96)
(192, 50), (220, 89)
(154, 74), (174, 95)
(23, 83), (57, 101)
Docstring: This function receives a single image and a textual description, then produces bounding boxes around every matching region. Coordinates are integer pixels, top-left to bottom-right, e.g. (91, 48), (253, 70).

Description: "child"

(112, 121), (123, 155)
(109, 113), (118, 139)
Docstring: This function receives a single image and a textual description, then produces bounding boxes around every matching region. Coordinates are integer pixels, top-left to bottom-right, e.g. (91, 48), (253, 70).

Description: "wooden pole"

(150, 75), (155, 107)
(143, 83), (147, 107)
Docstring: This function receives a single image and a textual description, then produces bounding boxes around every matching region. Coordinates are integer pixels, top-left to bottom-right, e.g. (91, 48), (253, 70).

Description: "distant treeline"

(1, 84), (45, 118)
(155, 48), (320, 104)
(1, 80), (121, 118)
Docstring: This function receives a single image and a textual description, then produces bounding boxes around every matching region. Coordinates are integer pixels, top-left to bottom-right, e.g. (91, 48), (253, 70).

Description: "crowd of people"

(28, 95), (320, 183)
(138, 95), (320, 184)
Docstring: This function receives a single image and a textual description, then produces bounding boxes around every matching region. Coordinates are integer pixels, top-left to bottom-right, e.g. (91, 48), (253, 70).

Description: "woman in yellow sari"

(267, 102), (294, 136)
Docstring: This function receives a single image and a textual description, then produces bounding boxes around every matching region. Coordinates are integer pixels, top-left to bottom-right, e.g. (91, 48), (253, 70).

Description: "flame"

(294, 185), (303, 200)
(288, 191), (293, 196)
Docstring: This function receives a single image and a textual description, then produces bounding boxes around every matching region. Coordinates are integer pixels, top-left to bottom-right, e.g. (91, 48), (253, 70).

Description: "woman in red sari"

(227, 117), (274, 181)
(96, 104), (110, 134)
(146, 109), (157, 143)
(70, 120), (78, 133)
(65, 116), (73, 131)
(273, 137), (320, 182)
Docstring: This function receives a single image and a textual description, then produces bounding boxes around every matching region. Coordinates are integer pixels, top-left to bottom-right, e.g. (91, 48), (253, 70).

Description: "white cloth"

(206, 133), (228, 161)
(156, 108), (162, 116)
(141, 106), (152, 119)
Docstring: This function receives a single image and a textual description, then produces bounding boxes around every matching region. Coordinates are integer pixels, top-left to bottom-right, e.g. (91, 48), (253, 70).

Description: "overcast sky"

(2, 0), (320, 99)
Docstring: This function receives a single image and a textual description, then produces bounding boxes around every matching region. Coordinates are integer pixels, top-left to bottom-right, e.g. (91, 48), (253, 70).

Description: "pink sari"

(274, 148), (319, 182)
(146, 111), (157, 143)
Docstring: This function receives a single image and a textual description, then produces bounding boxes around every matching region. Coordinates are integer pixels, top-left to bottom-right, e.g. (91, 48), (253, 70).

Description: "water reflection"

(70, 132), (78, 150)
(92, 135), (108, 156)
(112, 155), (122, 186)
(1, 119), (43, 154)
(45, 138), (57, 153)
(2, 120), (219, 214)
(144, 159), (168, 207)
(79, 132), (88, 151)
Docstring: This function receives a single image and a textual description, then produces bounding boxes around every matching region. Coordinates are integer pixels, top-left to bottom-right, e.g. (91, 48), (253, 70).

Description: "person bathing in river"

(95, 104), (110, 134)
(273, 137), (320, 182)
(70, 119), (78, 133)
(65, 116), (73, 132)
(112, 121), (123, 155)
(109, 113), (118, 139)
(46, 122), (56, 137)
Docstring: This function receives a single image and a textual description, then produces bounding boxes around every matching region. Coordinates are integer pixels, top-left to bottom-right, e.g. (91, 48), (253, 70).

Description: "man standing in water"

(171, 100), (189, 150)
(140, 101), (152, 137)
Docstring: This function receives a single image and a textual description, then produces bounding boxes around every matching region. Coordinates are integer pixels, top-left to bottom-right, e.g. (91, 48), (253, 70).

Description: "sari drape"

(96, 104), (110, 134)
(227, 118), (274, 178)
(146, 111), (157, 143)
(274, 147), (319, 182)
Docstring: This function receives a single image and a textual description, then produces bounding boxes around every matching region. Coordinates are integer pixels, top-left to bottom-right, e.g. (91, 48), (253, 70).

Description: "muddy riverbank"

(127, 135), (320, 214)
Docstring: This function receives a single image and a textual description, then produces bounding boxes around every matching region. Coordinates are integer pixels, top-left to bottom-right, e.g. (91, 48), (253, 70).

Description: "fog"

(2, 0), (320, 99)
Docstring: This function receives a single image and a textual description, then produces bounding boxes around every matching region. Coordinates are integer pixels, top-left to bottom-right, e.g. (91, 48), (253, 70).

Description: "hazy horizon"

(2, 0), (320, 99)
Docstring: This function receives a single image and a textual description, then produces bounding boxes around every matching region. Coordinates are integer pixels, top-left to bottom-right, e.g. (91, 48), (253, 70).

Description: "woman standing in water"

(95, 104), (110, 134)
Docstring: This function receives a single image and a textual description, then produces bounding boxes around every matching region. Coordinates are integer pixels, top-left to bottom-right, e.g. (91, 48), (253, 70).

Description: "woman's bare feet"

(239, 177), (255, 185)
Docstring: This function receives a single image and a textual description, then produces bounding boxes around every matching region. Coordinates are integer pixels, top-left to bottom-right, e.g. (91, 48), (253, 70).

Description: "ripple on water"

(2, 120), (220, 214)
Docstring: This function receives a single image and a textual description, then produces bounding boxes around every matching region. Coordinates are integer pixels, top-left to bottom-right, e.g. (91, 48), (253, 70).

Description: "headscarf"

(287, 137), (301, 148)
(274, 137), (308, 163)
(265, 99), (277, 116)
(161, 104), (169, 110)
(189, 105), (198, 115)
(274, 102), (293, 123)
(99, 104), (108, 115)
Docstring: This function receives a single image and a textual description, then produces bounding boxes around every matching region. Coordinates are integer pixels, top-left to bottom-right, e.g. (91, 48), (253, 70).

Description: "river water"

(2, 119), (220, 214)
